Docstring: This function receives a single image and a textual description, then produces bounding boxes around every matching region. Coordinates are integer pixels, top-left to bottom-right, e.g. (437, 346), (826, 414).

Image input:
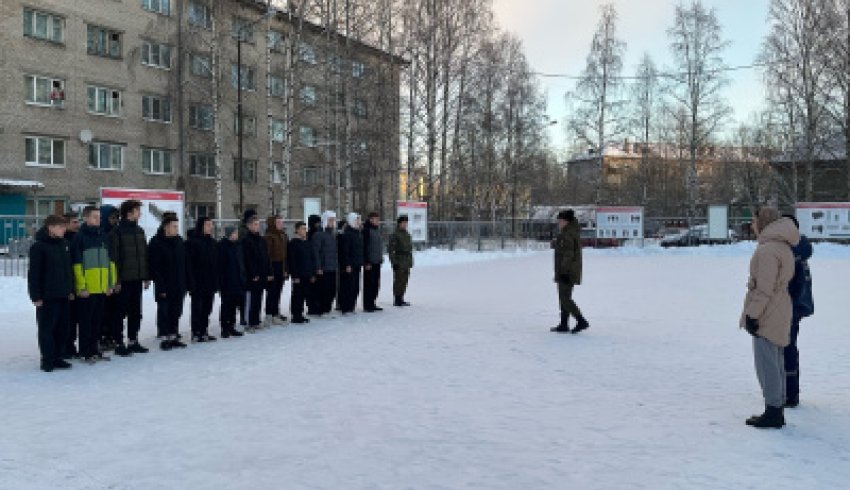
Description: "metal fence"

(0, 214), (759, 278)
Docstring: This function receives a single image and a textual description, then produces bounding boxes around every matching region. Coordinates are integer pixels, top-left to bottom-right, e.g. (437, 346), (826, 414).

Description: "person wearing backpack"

(783, 215), (814, 408)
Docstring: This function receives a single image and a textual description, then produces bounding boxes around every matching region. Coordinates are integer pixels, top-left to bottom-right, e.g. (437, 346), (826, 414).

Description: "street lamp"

(236, 7), (278, 216)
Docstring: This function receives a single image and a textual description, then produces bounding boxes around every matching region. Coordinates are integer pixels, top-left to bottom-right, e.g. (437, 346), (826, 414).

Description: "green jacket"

(554, 221), (582, 285)
(388, 228), (414, 270)
(110, 220), (150, 282)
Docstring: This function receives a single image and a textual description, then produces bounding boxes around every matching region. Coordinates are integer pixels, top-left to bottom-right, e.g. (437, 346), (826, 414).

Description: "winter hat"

(242, 208), (258, 224)
(347, 212), (361, 228)
(756, 207), (781, 230)
(307, 214), (322, 229)
(224, 226), (237, 238)
(321, 210), (337, 229)
(397, 215), (409, 224)
(557, 209), (575, 222)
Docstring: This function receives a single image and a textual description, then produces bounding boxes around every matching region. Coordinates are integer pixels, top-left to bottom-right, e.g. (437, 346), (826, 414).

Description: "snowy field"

(1, 245), (849, 489)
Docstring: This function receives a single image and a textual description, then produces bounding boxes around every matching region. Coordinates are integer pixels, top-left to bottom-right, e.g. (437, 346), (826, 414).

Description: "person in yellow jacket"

(70, 206), (117, 364)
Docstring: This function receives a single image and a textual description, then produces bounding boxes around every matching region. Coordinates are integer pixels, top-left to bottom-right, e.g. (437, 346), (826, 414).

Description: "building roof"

(0, 179), (45, 190)
(772, 136), (847, 164)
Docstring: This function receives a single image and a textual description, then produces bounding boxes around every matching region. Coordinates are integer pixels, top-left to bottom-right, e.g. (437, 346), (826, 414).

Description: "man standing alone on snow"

(550, 209), (590, 334)
(264, 215), (289, 325)
(388, 215), (413, 307)
(741, 207), (799, 429)
(28, 215), (74, 372)
(362, 212), (384, 312)
(186, 217), (219, 342)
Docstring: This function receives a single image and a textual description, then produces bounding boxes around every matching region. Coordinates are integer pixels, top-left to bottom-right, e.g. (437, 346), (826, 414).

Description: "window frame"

(89, 142), (125, 171)
(87, 85), (122, 117)
(233, 159), (258, 183)
(142, 95), (172, 123)
(142, 147), (174, 175)
(141, 40), (172, 69)
(187, 0), (212, 29)
(189, 104), (215, 131)
(190, 154), (217, 179)
(25, 136), (65, 168)
(23, 7), (65, 44)
(86, 24), (123, 59)
(25, 74), (65, 108)
(141, 0), (170, 16)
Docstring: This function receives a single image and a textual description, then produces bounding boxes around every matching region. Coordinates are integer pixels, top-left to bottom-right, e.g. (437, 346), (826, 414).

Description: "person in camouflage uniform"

(551, 209), (590, 334)
(388, 215), (414, 307)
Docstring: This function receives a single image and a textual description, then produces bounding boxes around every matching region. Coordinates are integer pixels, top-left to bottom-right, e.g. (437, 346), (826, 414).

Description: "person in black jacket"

(305, 214), (322, 316)
(361, 212), (384, 312)
(218, 227), (245, 338)
(100, 204), (120, 352)
(783, 215), (815, 408)
(110, 199), (151, 356)
(241, 216), (273, 332)
(28, 215), (74, 372)
(62, 211), (81, 358)
(149, 215), (188, 350)
(287, 221), (317, 324)
(186, 217), (219, 342)
(338, 213), (365, 314)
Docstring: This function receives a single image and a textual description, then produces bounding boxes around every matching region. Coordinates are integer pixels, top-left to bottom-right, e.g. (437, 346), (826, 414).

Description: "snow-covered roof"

(0, 179), (44, 189)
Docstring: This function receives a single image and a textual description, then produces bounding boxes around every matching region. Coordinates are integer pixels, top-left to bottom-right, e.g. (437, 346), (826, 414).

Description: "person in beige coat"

(740, 207), (800, 429)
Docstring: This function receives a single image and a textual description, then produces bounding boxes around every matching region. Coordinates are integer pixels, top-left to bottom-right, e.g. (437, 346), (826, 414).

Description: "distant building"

(0, 0), (405, 227)
(770, 137), (849, 205)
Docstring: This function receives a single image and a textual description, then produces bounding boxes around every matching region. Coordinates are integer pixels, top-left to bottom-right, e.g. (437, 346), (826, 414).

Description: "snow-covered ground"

(1, 246), (849, 489)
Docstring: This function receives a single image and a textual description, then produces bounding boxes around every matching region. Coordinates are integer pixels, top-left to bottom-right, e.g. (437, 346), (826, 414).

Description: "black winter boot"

(746, 405), (785, 429)
(571, 313), (590, 334)
(551, 311), (571, 333)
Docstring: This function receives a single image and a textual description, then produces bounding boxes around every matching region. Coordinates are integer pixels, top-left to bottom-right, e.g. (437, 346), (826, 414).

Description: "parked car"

(660, 225), (737, 247)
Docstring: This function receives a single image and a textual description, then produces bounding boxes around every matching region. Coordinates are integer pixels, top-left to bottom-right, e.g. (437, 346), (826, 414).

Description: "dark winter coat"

(111, 219), (149, 282)
(70, 223), (116, 295)
(339, 225), (365, 269)
(553, 221), (582, 285)
(287, 237), (317, 281)
(148, 232), (187, 300)
(789, 234), (814, 320)
(218, 237), (246, 296)
(28, 227), (73, 302)
(241, 231), (271, 282)
(312, 228), (339, 272)
(388, 228), (414, 270)
(100, 205), (118, 235)
(362, 221), (384, 265)
(264, 216), (289, 268)
(186, 219), (219, 295)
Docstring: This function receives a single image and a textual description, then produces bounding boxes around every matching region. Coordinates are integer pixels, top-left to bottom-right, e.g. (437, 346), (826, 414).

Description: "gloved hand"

(745, 316), (759, 337)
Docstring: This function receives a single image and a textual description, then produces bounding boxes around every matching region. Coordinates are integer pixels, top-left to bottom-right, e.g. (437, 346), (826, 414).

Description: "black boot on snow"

(571, 315), (590, 334)
(746, 405), (785, 429)
(114, 344), (133, 357)
(128, 341), (149, 354)
(551, 312), (571, 333)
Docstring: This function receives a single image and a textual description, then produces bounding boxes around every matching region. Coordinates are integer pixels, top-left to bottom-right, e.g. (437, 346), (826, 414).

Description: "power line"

(529, 60), (783, 81)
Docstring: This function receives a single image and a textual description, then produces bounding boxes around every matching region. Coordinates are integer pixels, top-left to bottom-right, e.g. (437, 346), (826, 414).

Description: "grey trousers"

(753, 336), (786, 408)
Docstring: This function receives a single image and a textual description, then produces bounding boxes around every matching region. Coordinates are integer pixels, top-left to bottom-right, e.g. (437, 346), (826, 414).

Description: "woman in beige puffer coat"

(740, 207), (800, 429)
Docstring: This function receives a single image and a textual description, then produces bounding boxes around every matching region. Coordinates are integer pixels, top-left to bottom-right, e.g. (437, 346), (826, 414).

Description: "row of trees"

(566, 0), (850, 216)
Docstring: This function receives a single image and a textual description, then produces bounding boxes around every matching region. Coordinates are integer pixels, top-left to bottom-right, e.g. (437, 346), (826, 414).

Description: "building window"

(353, 99), (368, 118)
(299, 126), (316, 148)
(87, 25), (122, 59)
(142, 148), (173, 175)
(190, 154), (216, 178)
(190, 53), (212, 78)
(231, 64), (256, 91)
(269, 75), (285, 97)
(231, 17), (254, 43)
(23, 8), (64, 44)
(25, 75), (65, 107)
(141, 41), (172, 69)
(272, 162), (286, 184)
(298, 42), (316, 64)
(234, 115), (257, 137)
(25, 136), (65, 167)
(142, 95), (171, 122)
(190, 105), (214, 130)
(303, 166), (320, 186)
(268, 30), (284, 51)
(271, 120), (285, 143)
(233, 159), (257, 183)
(89, 142), (124, 170)
(190, 203), (216, 220)
(299, 85), (317, 106)
(327, 53), (344, 74)
(87, 86), (122, 116)
(352, 60), (366, 78)
(188, 1), (212, 29)
(141, 0), (170, 15)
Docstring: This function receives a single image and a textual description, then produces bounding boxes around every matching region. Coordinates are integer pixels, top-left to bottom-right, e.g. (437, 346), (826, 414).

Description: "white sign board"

(796, 202), (850, 240)
(595, 206), (644, 239)
(397, 201), (428, 243)
(708, 205), (729, 241)
(101, 188), (185, 238)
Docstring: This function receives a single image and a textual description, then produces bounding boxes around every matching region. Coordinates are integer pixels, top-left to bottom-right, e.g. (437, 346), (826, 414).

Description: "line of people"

(28, 200), (416, 372)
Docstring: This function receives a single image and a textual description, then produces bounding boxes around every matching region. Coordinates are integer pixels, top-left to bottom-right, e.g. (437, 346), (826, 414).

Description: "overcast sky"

(492, 0), (772, 153)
